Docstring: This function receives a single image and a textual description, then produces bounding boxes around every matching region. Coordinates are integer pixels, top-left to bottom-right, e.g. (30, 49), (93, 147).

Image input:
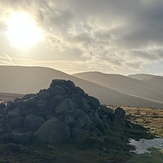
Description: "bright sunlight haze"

(5, 12), (43, 49)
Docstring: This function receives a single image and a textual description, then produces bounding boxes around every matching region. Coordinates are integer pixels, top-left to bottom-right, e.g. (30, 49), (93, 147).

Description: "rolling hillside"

(0, 66), (163, 108)
(74, 72), (163, 104)
(129, 74), (163, 92)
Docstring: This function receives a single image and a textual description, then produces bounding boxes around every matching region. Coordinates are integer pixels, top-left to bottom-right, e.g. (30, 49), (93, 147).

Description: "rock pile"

(0, 80), (126, 144)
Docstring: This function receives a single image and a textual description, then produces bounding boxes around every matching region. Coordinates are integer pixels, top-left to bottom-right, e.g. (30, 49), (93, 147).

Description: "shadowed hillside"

(74, 72), (163, 103)
(0, 66), (163, 108)
(129, 74), (163, 92)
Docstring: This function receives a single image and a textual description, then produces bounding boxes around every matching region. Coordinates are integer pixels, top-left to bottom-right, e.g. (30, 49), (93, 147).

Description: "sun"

(5, 12), (43, 49)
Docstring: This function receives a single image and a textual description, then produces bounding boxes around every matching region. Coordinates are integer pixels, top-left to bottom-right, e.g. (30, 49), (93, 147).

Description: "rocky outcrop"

(0, 79), (126, 144)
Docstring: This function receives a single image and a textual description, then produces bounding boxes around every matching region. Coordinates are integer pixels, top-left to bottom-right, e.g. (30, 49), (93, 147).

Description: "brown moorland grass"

(0, 92), (23, 103)
(123, 106), (163, 137)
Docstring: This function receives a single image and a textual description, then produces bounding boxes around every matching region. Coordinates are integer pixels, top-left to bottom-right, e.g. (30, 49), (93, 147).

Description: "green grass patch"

(127, 151), (163, 163)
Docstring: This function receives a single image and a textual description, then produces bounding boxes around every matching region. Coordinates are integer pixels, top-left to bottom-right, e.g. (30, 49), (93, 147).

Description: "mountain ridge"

(0, 65), (163, 108)
(74, 71), (163, 104)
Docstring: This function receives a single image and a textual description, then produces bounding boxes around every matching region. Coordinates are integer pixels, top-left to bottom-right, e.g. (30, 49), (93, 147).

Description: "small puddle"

(129, 138), (163, 154)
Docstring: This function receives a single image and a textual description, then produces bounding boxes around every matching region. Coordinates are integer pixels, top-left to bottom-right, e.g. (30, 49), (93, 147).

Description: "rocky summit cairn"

(0, 79), (127, 145)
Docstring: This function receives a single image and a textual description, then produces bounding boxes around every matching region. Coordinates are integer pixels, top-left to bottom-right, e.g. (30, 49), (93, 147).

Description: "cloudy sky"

(0, 0), (163, 75)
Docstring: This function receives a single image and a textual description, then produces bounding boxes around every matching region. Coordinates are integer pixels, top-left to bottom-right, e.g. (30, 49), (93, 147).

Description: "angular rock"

(34, 118), (70, 144)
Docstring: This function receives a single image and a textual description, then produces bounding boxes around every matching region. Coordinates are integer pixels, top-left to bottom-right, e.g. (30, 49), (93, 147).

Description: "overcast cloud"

(0, 0), (163, 74)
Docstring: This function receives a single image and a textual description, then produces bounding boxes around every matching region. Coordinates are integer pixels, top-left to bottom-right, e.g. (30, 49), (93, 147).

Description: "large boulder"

(34, 118), (70, 144)
(23, 114), (45, 131)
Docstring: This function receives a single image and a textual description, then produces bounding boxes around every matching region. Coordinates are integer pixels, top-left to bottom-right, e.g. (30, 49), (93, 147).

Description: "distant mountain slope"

(0, 92), (23, 103)
(129, 74), (163, 92)
(0, 66), (163, 108)
(74, 72), (163, 103)
(128, 74), (156, 80)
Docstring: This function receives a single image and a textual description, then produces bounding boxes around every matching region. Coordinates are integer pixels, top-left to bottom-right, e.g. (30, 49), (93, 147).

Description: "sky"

(0, 0), (163, 75)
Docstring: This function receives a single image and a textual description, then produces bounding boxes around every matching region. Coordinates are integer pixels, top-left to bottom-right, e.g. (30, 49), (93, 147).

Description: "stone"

(114, 107), (126, 124)
(64, 115), (75, 126)
(21, 106), (38, 116)
(22, 97), (38, 107)
(22, 94), (38, 100)
(74, 111), (92, 130)
(100, 105), (113, 115)
(49, 95), (64, 111)
(88, 96), (100, 109)
(55, 98), (76, 115)
(38, 90), (51, 100)
(38, 100), (48, 111)
(51, 86), (65, 96)
(34, 118), (70, 144)
(100, 105), (114, 121)
(0, 103), (5, 109)
(50, 79), (66, 88)
(71, 129), (90, 142)
(114, 107), (125, 119)
(4, 131), (33, 144)
(4, 123), (12, 133)
(23, 114), (45, 131)
(7, 108), (21, 118)
(10, 116), (24, 129)
(75, 95), (90, 112)
(5, 101), (17, 112)
(0, 103), (6, 114)
(65, 80), (76, 89)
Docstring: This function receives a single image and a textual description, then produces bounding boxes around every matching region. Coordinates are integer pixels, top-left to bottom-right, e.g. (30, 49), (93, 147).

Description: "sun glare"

(5, 12), (43, 49)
